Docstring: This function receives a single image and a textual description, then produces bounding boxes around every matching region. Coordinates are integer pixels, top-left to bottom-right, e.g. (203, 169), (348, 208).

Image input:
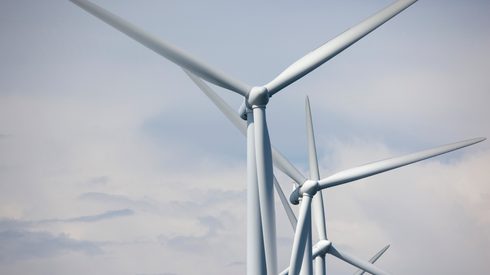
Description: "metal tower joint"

(246, 86), (269, 108)
(289, 180), (319, 205)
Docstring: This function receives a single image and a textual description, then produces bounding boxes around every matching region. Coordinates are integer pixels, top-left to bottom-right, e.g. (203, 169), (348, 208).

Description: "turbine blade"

(305, 96), (328, 242)
(311, 192), (327, 239)
(70, 0), (250, 96)
(354, 245), (391, 275)
(306, 97), (321, 181)
(318, 137), (485, 190)
(274, 176), (298, 230)
(273, 149), (308, 185)
(368, 244), (390, 264)
(185, 71), (246, 134)
(265, 0), (417, 95)
(328, 245), (390, 275)
(186, 71), (307, 184)
(289, 195), (313, 275)
(253, 107), (277, 275)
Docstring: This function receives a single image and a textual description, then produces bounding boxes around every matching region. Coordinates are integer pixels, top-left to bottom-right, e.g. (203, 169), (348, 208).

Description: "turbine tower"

(70, 1), (485, 274)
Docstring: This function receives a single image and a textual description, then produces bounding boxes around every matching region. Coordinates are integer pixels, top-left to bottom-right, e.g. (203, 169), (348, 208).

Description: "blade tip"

(472, 137), (486, 144)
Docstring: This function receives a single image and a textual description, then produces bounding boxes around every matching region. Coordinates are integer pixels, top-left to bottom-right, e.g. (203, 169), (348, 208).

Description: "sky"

(0, 0), (489, 274)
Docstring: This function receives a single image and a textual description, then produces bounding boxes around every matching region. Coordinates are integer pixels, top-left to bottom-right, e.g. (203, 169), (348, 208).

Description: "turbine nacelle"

(239, 87), (270, 120)
(246, 86), (270, 108)
(290, 180), (319, 205)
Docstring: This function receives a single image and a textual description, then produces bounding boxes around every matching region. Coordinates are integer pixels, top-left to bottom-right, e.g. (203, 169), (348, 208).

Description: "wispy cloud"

(42, 209), (134, 223)
(0, 1), (488, 274)
(0, 229), (101, 262)
(0, 209), (134, 262)
(78, 192), (156, 212)
(159, 215), (225, 253)
(0, 209), (134, 228)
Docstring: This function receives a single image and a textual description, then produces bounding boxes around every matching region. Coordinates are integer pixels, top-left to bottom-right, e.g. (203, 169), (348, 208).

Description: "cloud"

(0, 209), (135, 227)
(0, 229), (101, 262)
(83, 176), (110, 186)
(0, 208), (133, 263)
(226, 261), (245, 267)
(0, 1), (488, 274)
(317, 141), (490, 274)
(160, 215), (225, 253)
(0, 219), (29, 231)
(79, 189), (245, 217)
(44, 209), (134, 223)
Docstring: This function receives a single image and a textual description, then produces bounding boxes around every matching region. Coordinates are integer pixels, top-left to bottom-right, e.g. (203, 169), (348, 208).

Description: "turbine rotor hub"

(301, 180), (319, 196)
(246, 86), (269, 108)
(313, 240), (332, 257)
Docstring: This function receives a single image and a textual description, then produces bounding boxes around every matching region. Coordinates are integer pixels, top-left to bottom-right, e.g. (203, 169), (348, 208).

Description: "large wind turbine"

(284, 99), (485, 274)
(286, 134), (484, 274)
(187, 70), (485, 275)
(70, 1), (484, 274)
(70, 0), (418, 273)
(186, 72), (397, 275)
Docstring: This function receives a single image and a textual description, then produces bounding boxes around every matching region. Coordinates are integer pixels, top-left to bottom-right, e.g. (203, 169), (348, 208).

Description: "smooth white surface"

(305, 97), (328, 275)
(70, 0), (250, 96)
(265, 0), (418, 95)
(329, 245), (390, 275)
(354, 245), (391, 275)
(246, 110), (267, 275)
(253, 107), (277, 275)
(318, 137), (485, 189)
(289, 195), (313, 275)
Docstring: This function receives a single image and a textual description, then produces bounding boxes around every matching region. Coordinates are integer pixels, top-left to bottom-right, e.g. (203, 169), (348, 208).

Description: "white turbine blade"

(289, 195), (313, 275)
(305, 97), (328, 244)
(318, 137), (485, 190)
(306, 97), (321, 181)
(265, 0), (417, 95)
(186, 71), (307, 184)
(328, 245), (390, 275)
(273, 149), (308, 185)
(70, 0), (250, 96)
(274, 176), (298, 230)
(185, 71), (246, 134)
(253, 107), (277, 275)
(354, 245), (391, 275)
(368, 244), (390, 264)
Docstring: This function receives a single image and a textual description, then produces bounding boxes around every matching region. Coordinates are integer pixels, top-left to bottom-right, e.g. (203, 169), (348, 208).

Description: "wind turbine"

(69, 1), (485, 274)
(187, 73), (396, 275)
(186, 71), (484, 275)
